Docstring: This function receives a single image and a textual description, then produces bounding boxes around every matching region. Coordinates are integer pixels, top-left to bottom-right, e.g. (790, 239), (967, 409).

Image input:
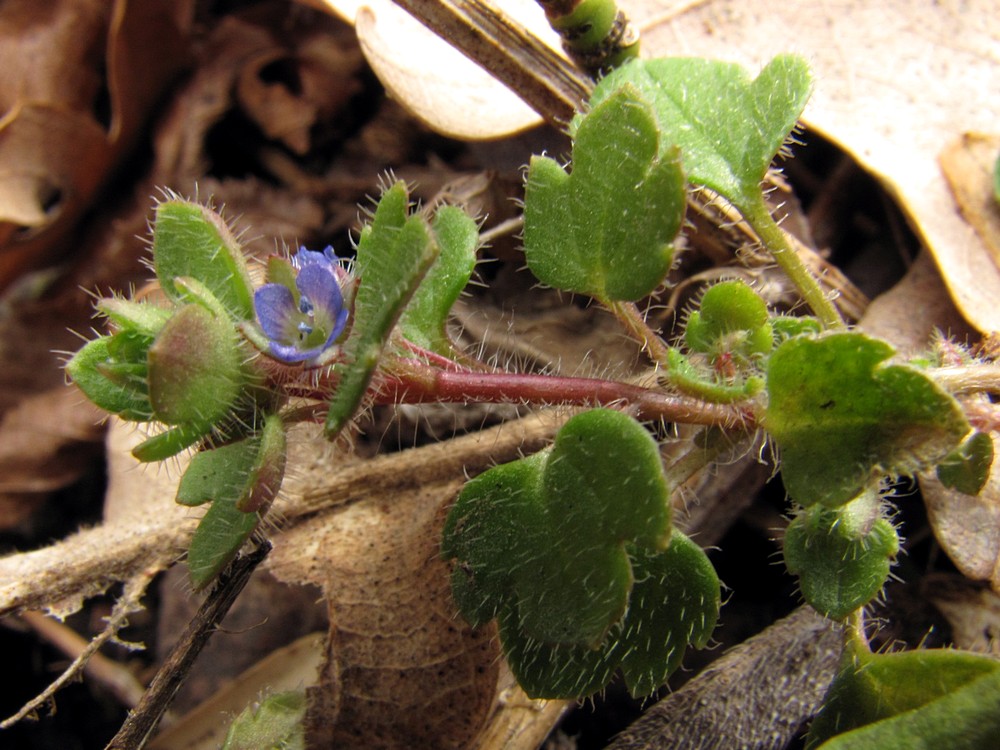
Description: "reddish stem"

(375, 366), (756, 429)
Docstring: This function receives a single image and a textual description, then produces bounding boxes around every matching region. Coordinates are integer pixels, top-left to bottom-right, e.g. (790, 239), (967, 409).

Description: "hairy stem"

(743, 197), (844, 330)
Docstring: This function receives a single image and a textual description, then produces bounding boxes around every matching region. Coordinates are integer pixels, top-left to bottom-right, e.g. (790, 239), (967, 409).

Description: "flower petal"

(267, 341), (325, 364)
(254, 284), (298, 341)
(292, 245), (337, 269)
(296, 262), (344, 326)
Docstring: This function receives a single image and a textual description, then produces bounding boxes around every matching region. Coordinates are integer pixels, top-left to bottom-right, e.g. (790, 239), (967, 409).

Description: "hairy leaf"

(524, 86), (685, 302)
(324, 182), (439, 436)
(765, 332), (968, 506)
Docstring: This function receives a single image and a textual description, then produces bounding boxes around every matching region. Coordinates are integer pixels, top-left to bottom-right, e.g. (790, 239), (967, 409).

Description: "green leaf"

(443, 409), (719, 698)
(398, 205), (478, 355)
(765, 332), (969, 506)
(684, 280), (773, 357)
(152, 199), (255, 320)
(187, 487), (261, 590)
(808, 641), (1000, 749)
(131, 423), (210, 462)
(618, 531), (720, 696)
(783, 491), (899, 620)
(97, 298), (172, 338)
(524, 86), (685, 302)
(222, 691), (306, 750)
(324, 182), (439, 437)
(936, 431), (994, 495)
(589, 55), (811, 211)
(147, 303), (244, 428)
(66, 336), (153, 421)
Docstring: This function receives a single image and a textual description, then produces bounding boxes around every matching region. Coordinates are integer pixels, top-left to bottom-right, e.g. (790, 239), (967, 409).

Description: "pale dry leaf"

(923, 575), (1000, 656)
(267, 477), (501, 750)
(312, 0), (553, 139)
(632, 0), (1000, 332)
(920, 435), (1000, 591)
(940, 132), (1000, 271)
(147, 632), (326, 750)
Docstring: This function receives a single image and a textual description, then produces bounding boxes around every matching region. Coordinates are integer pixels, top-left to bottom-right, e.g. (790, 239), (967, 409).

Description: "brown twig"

(104, 542), (271, 750)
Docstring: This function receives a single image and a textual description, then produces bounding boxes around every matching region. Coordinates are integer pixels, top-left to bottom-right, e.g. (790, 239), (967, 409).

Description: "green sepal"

(524, 86), (685, 302)
(147, 303), (244, 428)
(131, 423), (209, 462)
(152, 199), (255, 320)
(807, 639), (1000, 749)
(324, 182), (439, 437)
(665, 349), (764, 404)
(765, 331), (969, 506)
(97, 298), (172, 338)
(399, 205), (478, 356)
(935, 431), (994, 495)
(66, 336), (153, 421)
(783, 491), (899, 620)
(588, 55), (811, 213)
(222, 690), (306, 750)
(187, 492), (261, 590)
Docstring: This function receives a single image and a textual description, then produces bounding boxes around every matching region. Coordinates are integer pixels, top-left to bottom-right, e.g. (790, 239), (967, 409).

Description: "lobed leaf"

(524, 86), (685, 302)
(589, 55), (812, 212)
(783, 493), (899, 620)
(935, 431), (994, 496)
(765, 332), (969, 506)
(222, 691), (306, 750)
(443, 409), (719, 698)
(808, 641), (1000, 749)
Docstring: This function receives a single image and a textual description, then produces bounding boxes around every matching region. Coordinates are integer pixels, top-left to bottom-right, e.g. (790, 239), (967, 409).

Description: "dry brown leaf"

(923, 575), (1000, 656)
(313, 0), (553, 139)
(940, 132), (1000, 271)
(0, 0), (192, 286)
(267, 478), (501, 749)
(632, 0), (1000, 332)
(921, 450), (1000, 591)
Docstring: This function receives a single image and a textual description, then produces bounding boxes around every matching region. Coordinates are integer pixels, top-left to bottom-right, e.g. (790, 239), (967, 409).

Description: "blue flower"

(254, 246), (349, 364)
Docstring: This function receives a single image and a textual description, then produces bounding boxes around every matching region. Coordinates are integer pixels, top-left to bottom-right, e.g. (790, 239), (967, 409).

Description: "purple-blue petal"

(295, 263), (344, 320)
(292, 245), (337, 270)
(324, 306), (350, 348)
(267, 340), (326, 364)
(254, 284), (297, 340)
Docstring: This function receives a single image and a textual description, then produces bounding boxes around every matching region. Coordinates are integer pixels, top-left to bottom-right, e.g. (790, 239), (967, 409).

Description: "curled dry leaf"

(940, 132), (1000, 273)
(313, 0), (554, 139)
(0, 0), (192, 286)
(920, 438), (1000, 591)
(267, 477), (501, 749)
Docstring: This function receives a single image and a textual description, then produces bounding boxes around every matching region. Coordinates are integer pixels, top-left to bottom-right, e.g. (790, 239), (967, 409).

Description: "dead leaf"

(941, 132), (1000, 271)
(923, 574), (1000, 656)
(314, 0), (554, 139)
(920, 435), (1000, 591)
(267, 478), (501, 749)
(0, 0), (192, 287)
(630, 0), (1000, 332)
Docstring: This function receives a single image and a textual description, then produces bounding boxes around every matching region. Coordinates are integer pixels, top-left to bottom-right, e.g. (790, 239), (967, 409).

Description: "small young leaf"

(152, 199), (255, 320)
(222, 690), (306, 750)
(935, 431), (994, 495)
(524, 86), (685, 302)
(783, 492), (899, 620)
(589, 55), (811, 212)
(765, 332), (969, 506)
(684, 280), (773, 357)
(398, 205), (478, 355)
(324, 182), (439, 437)
(97, 298), (172, 338)
(131, 423), (210, 462)
(807, 640), (1000, 749)
(147, 303), (244, 428)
